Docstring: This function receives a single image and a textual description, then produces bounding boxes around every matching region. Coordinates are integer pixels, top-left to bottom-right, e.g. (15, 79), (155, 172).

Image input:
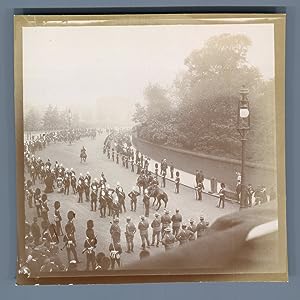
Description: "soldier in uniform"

(71, 174), (77, 194)
(110, 218), (121, 244)
(196, 216), (207, 239)
(175, 171), (180, 194)
(151, 212), (161, 247)
(66, 210), (76, 234)
(112, 148), (115, 162)
(109, 241), (122, 270)
(125, 217), (136, 253)
(138, 215), (150, 250)
(116, 152), (119, 164)
(116, 183), (126, 213)
(130, 157), (135, 172)
(187, 218), (197, 242)
(83, 228), (97, 271)
(76, 178), (84, 203)
(161, 227), (176, 251)
(63, 174), (70, 195)
(154, 163), (159, 176)
(84, 178), (90, 202)
(176, 224), (193, 246)
(90, 178), (99, 212)
(40, 194), (49, 222)
(54, 201), (63, 236)
(128, 186), (140, 212)
(161, 170), (166, 188)
(161, 210), (171, 238)
(143, 189), (151, 217)
(171, 209), (182, 237)
(216, 183), (226, 208)
(195, 181), (204, 200)
(99, 188), (107, 218)
(62, 223), (80, 263)
(31, 217), (41, 246)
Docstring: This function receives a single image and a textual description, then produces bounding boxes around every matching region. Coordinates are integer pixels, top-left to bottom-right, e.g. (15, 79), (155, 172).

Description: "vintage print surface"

(14, 14), (287, 284)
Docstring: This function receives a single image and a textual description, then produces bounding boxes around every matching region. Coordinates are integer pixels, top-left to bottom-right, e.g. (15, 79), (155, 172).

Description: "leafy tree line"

(132, 34), (276, 165)
(24, 105), (80, 132)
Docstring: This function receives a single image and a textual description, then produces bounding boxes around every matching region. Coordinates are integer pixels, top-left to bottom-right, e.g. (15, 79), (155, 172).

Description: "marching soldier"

(125, 217), (136, 253)
(63, 223), (80, 263)
(171, 209), (182, 237)
(143, 189), (151, 217)
(83, 228), (97, 271)
(175, 171), (180, 194)
(151, 213), (161, 247)
(161, 227), (176, 251)
(110, 218), (121, 244)
(138, 216), (150, 250)
(128, 186), (140, 212)
(54, 201), (63, 236)
(161, 210), (171, 238)
(116, 152), (119, 164)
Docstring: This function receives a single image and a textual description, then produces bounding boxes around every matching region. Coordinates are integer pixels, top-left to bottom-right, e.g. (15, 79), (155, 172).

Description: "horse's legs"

(156, 199), (161, 211)
(164, 198), (167, 208)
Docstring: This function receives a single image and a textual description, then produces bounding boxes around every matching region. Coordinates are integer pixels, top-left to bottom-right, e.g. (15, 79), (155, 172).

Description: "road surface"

(25, 132), (238, 270)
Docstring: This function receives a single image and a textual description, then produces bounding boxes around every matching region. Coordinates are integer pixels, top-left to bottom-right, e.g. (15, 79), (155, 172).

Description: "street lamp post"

(237, 86), (250, 209)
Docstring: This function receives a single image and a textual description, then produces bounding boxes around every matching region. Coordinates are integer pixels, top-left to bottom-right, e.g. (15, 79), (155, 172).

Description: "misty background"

(22, 23), (274, 128)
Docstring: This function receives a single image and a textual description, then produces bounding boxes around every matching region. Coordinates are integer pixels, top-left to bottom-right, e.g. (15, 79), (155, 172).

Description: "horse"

(80, 149), (87, 163)
(148, 185), (168, 211)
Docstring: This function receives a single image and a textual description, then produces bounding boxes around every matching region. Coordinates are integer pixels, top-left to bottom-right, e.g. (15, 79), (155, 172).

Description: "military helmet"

(87, 219), (94, 229)
(67, 210), (76, 220)
(54, 201), (60, 209)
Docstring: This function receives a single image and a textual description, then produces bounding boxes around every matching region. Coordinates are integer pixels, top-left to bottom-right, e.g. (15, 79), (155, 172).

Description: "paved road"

(133, 137), (277, 191)
(25, 133), (238, 270)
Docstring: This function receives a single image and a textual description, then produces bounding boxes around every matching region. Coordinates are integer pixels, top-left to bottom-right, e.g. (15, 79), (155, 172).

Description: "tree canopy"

(133, 34), (275, 165)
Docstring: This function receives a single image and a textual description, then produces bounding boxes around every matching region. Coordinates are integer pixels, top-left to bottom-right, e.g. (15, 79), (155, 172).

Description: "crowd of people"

(21, 129), (211, 278)
(20, 127), (276, 279)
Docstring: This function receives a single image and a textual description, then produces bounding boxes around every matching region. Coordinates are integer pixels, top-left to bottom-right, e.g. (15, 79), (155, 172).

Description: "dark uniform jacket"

(138, 220), (149, 235)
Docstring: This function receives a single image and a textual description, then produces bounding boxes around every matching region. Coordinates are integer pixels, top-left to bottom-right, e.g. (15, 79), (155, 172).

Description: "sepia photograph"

(14, 14), (287, 284)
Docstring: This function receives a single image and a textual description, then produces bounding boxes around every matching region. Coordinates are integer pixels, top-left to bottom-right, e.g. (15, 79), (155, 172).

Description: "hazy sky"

(23, 23), (274, 121)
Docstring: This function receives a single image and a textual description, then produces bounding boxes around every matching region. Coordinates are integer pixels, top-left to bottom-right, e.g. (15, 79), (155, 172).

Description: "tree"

(24, 107), (41, 132)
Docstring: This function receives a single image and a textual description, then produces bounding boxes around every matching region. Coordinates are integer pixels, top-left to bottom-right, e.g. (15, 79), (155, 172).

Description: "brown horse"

(148, 185), (168, 211)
